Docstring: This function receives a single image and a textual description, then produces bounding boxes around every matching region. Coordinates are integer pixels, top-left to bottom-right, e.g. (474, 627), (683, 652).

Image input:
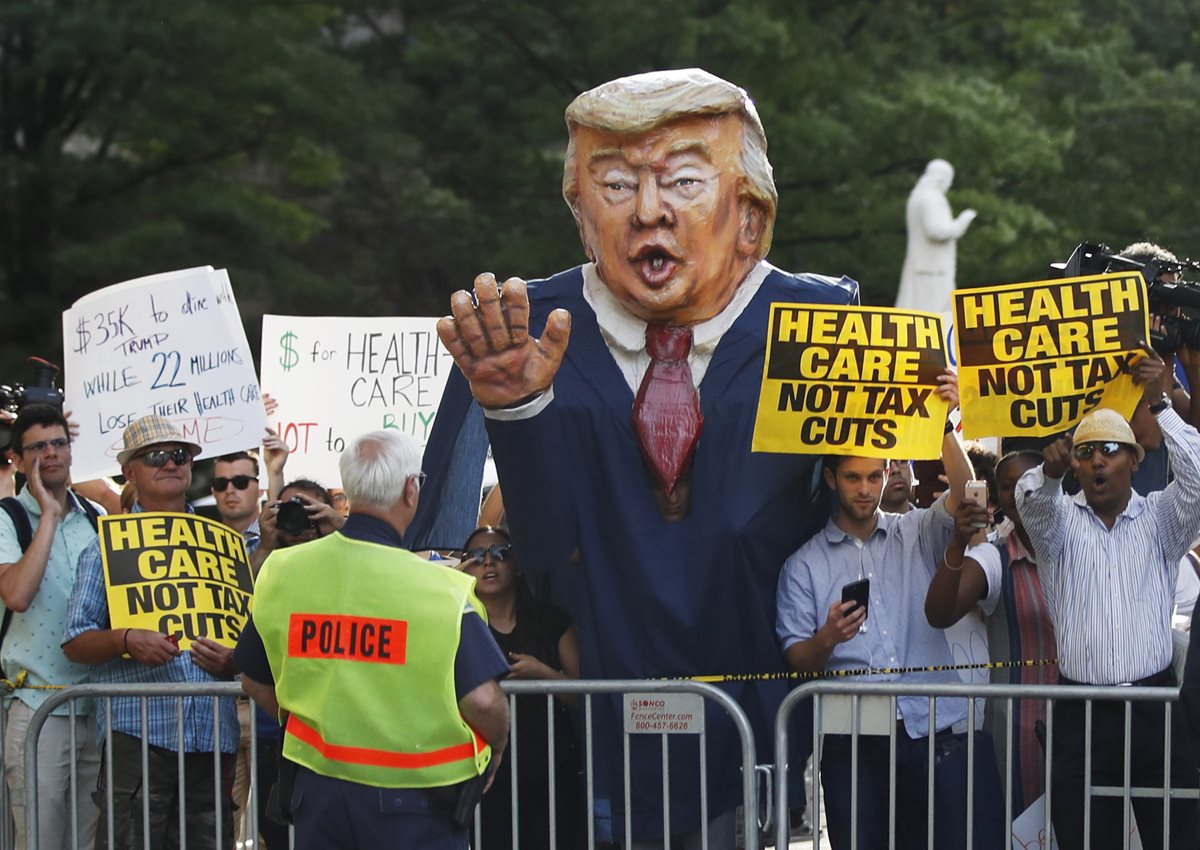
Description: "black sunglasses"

(212, 475), (255, 491)
(136, 448), (193, 468)
(1072, 441), (1126, 461)
(464, 544), (512, 565)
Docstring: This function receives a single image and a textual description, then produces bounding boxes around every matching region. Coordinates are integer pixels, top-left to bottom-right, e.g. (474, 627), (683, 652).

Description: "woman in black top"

(461, 526), (583, 850)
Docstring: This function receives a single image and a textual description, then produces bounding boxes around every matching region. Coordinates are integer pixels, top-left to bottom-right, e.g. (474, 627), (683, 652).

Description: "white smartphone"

(964, 480), (987, 507)
(964, 479), (988, 528)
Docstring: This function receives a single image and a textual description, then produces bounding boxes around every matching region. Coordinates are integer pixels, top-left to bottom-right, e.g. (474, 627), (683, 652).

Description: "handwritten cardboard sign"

(259, 315), (457, 487)
(99, 512), (254, 649)
(752, 304), (949, 459)
(62, 267), (268, 480)
(954, 273), (1150, 439)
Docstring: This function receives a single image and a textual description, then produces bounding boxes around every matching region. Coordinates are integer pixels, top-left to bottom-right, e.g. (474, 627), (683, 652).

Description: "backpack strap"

(0, 497), (33, 553)
(70, 491), (101, 532)
(0, 497), (31, 667)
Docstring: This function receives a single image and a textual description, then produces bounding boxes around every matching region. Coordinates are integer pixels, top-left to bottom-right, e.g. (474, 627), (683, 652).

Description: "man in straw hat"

(63, 415), (238, 850)
(1015, 345), (1200, 849)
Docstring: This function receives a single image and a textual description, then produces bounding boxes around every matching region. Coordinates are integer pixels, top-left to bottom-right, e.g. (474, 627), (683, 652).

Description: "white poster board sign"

(259, 315), (456, 488)
(944, 608), (990, 729)
(1010, 793), (1142, 850)
(63, 267), (267, 480)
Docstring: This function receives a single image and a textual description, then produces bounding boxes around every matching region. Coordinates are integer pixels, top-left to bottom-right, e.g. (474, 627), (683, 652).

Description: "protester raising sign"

(752, 304), (950, 459)
(260, 315), (457, 487)
(954, 272), (1150, 439)
(62, 267), (268, 480)
(99, 513), (254, 650)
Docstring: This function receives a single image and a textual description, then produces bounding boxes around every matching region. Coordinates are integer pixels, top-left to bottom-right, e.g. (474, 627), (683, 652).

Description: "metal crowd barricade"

(486, 679), (760, 850)
(23, 682), (251, 850)
(772, 680), (1200, 850)
(1, 696), (12, 850)
(18, 679), (758, 850)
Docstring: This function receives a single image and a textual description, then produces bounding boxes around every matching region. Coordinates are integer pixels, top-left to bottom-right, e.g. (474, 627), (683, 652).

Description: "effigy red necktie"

(632, 323), (703, 496)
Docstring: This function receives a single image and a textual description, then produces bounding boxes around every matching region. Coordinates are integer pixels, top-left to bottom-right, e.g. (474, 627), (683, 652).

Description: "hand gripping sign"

(752, 304), (950, 459)
(953, 272), (1150, 439)
(99, 513), (255, 649)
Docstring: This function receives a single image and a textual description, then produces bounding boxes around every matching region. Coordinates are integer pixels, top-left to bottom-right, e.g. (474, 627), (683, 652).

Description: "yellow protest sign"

(99, 512), (254, 649)
(752, 304), (949, 459)
(953, 272), (1150, 439)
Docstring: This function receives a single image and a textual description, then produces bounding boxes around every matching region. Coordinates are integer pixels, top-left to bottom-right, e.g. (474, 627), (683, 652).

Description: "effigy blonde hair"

(562, 68), (778, 257)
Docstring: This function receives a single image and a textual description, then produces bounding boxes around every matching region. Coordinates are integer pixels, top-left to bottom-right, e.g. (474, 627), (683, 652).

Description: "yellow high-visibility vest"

(253, 532), (491, 788)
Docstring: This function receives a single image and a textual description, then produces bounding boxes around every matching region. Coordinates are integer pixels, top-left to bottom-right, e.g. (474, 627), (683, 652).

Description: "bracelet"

(122, 628), (131, 656)
(943, 553), (964, 572)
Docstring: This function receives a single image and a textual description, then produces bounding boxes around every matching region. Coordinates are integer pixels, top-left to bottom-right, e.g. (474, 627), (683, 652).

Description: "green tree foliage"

(3, 0), (1199, 381)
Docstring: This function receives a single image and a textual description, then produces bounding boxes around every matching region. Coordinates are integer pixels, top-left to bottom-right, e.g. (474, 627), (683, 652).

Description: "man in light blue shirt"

(0, 405), (101, 850)
(776, 388), (1002, 849)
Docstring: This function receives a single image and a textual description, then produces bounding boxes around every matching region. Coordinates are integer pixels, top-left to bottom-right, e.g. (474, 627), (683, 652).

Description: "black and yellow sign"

(953, 273), (1150, 439)
(99, 512), (254, 649)
(752, 305), (949, 459)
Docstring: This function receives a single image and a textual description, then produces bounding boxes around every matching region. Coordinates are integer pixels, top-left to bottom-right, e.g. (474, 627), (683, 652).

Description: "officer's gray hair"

(338, 430), (423, 512)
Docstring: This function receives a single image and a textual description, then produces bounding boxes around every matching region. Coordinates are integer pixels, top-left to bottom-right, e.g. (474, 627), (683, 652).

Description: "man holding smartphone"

(775, 371), (1003, 849)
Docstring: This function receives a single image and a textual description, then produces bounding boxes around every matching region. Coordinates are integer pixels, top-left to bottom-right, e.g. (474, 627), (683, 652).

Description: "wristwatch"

(1148, 394), (1171, 414)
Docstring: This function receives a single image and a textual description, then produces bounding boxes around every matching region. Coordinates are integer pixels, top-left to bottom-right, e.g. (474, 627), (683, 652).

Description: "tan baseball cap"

(116, 416), (203, 465)
(1072, 408), (1144, 462)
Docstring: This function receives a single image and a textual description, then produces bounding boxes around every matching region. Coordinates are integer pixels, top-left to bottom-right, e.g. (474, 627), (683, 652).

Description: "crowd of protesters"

(2, 333), (1200, 849)
(2, 258), (1200, 850)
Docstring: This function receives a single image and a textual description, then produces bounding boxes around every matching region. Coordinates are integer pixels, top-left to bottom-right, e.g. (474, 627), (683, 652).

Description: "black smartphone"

(841, 578), (870, 620)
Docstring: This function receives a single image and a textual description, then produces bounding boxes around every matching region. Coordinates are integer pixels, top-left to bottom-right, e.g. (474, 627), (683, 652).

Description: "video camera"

(0, 357), (65, 453)
(1053, 242), (1200, 356)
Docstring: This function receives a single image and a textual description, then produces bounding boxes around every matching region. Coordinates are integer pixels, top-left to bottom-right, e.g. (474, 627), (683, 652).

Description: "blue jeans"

(820, 729), (1004, 850)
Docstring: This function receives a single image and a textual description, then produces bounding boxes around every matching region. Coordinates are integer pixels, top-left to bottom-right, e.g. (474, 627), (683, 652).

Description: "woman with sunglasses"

(460, 526), (583, 850)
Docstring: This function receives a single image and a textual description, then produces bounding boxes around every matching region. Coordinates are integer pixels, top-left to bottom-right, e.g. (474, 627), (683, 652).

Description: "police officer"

(235, 430), (510, 848)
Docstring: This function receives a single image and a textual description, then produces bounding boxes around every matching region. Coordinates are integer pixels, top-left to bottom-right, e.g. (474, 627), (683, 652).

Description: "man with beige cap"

(63, 415), (238, 850)
(1015, 347), (1200, 849)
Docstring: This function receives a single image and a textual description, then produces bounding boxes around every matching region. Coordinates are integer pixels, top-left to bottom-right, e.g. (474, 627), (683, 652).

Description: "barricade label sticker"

(752, 304), (949, 459)
(624, 693), (705, 735)
(99, 512), (254, 650)
(287, 613), (408, 664)
(953, 272), (1150, 439)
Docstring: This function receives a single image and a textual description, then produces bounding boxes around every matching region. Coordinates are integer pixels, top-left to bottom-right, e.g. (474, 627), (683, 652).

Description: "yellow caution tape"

(683, 658), (1058, 684)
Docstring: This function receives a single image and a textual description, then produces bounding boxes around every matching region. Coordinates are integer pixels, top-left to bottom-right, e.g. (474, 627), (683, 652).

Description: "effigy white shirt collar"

(581, 259), (771, 393)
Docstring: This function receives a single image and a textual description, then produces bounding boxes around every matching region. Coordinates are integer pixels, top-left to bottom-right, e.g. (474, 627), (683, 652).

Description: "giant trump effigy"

(412, 68), (858, 841)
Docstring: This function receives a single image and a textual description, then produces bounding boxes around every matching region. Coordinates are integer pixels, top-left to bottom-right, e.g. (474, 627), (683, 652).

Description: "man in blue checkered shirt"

(63, 416), (238, 850)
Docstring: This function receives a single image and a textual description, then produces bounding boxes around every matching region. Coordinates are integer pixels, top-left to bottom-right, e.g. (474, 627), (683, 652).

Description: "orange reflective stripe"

(287, 715), (486, 769)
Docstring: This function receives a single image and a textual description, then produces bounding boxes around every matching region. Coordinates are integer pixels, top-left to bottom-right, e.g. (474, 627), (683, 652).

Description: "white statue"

(895, 159), (976, 314)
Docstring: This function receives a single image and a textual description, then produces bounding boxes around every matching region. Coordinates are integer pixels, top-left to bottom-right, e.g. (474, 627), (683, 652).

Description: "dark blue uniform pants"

(291, 767), (467, 850)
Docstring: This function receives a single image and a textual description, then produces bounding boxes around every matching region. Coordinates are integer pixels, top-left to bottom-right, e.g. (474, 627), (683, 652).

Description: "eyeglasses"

(19, 438), (70, 455)
(464, 544), (512, 565)
(1072, 441), (1126, 461)
(212, 475), (255, 491)
(136, 448), (193, 468)
(410, 472), (428, 488)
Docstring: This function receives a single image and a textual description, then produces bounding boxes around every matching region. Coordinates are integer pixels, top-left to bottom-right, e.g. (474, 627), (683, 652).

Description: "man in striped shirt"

(1015, 346), (1200, 849)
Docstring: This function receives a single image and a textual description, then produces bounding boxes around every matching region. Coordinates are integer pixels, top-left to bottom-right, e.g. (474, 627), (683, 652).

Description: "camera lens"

(275, 499), (313, 536)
